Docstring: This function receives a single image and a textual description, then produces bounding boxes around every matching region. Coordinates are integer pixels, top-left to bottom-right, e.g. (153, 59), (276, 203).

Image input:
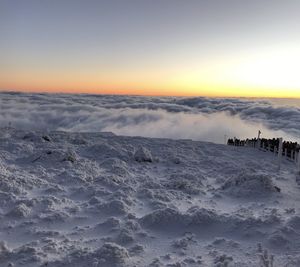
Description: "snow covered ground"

(1, 127), (300, 266)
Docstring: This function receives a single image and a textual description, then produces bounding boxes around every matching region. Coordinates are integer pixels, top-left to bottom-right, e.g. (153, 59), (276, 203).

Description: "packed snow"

(0, 127), (300, 266)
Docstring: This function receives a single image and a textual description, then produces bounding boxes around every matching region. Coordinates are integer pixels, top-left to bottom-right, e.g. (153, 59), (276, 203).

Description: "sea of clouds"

(0, 92), (299, 143)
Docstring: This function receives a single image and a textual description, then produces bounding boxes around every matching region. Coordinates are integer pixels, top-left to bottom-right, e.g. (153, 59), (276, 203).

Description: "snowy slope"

(0, 128), (300, 267)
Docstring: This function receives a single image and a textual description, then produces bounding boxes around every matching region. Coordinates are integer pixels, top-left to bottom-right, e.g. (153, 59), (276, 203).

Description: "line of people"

(227, 138), (247, 146)
(227, 137), (300, 159)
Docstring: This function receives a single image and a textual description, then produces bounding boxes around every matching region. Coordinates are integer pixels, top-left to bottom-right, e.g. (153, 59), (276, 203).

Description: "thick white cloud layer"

(0, 92), (299, 143)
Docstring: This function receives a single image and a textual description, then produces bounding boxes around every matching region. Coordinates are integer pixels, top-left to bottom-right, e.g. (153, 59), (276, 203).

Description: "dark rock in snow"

(134, 146), (153, 162)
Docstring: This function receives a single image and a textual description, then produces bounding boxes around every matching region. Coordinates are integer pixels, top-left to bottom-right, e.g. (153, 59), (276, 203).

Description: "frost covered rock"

(211, 238), (240, 249)
(7, 203), (31, 218)
(95, 242), (129, 265)
(0, 159), (9, 176)
(134, 146), (153, 162)
(257, 244), (274, 267)
(172, 157), (181, 164)
(213, 254), (234, 267)
(42, 135), (51, 142)
(117, 229), (134, 244)
(149, 257), (163, 267)
(172, 233), (197, 250)
(0, 176), (24, 195)
(63, 150), (77, 163)
(129, 244), (144, 255)
(221, 173), (279, 197)
(287, 216), (300, 231)
(23, 132), (43, 142)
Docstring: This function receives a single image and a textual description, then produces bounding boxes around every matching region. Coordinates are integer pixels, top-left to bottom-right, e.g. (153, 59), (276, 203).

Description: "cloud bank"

(0, 92), (299, 143)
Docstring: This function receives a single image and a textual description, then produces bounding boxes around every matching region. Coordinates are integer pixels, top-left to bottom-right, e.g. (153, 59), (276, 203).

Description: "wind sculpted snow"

(1, 128), (300, 266)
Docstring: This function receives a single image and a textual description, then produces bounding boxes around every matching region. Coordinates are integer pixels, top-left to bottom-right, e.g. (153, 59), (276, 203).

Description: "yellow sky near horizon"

(1, 43), (300, 98)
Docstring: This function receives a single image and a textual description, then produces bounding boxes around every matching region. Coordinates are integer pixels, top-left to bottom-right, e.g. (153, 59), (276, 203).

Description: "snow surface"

(0, 127), (300, 266)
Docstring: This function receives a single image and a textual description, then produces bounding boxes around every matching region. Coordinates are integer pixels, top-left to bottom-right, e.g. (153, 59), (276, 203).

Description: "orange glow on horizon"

(2, 44), (300, 99)
(1, 43), (300, 99)
(1, 82), (300, 99)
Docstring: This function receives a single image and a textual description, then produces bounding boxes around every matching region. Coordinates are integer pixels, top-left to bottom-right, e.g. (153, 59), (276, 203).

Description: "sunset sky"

(1, 0), (300, 97)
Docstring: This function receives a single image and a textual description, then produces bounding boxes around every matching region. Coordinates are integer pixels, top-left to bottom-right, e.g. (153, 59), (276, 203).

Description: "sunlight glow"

(1, 44), (300, 98)
(228, 45), (300, 90)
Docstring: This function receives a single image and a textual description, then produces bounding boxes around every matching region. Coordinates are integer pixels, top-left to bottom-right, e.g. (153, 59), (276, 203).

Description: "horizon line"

(1, 88), (300, 100)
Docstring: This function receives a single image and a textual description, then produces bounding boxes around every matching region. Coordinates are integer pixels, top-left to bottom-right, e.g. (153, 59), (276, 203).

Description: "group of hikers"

(227, 138), (247, 147)
(227, 137), (300, 159)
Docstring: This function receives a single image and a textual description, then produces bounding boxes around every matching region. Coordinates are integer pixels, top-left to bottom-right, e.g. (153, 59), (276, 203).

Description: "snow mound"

(140, 207), (230, 231)
(134, 146), (153, 162)
(0, 159), (9, 176)
(267, 229), (291, 249)
(221, 173), (279, 197)
(98, 200), (129, 215)
(213, 254), (234, 267)
(95, 242), (129, 266)
(94, 217), (121, 230)
(172, 233), (197, 250)
(140, 208), (183, 229)
(164, 173), (204, 194)
(187, 206), (228, 227)
(116, 229), (135, 244)
(100, 158), (131, 177)
(30, 149), (78, 164)
(15, 245), (43, 264)
(7, 203), (31, 218)
(0, 176), (24, 195)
